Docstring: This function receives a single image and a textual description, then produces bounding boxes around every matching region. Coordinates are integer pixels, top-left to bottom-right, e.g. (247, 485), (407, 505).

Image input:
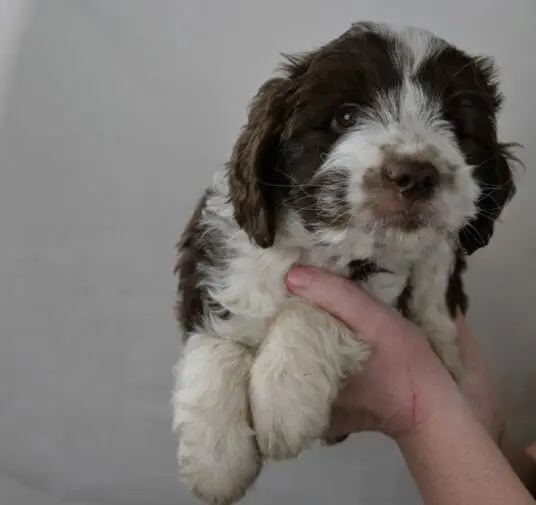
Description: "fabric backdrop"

(1, 1), (535, 504)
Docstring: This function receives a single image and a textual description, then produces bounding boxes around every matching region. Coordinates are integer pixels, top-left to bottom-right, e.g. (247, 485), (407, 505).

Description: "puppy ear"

(227, 78), (290, 248)
(460, 142), (518, 255)
(456, 56), (519, 255)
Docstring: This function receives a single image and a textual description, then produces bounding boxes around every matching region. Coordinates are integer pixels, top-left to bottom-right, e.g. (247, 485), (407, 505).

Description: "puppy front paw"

(173, 335), (261, 505)
(177, 419), (261, 505)
(249, 364), (332, 460)
(249, 302), (370, 460)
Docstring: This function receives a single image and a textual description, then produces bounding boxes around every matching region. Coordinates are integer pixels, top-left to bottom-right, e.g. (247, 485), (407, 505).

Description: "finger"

(287, 266), (414, 343)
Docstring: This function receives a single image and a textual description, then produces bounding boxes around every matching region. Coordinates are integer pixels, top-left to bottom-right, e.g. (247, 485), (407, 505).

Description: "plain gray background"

(1, 1), (535, 504)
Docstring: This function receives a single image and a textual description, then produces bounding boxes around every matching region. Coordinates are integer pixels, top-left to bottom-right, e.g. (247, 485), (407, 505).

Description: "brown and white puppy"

(173, 21), (518, 505)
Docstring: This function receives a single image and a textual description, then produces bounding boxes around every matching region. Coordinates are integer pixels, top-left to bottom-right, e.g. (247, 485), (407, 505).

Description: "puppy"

(172, 21), (518, 505)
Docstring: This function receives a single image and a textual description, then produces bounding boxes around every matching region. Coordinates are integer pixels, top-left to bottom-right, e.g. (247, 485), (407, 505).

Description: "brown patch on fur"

(226, 27), (404, 242)
(174, 191), (229, 339)
(282, 132), (350, 230)
(348, 259), (389, 281)
(446, 249), (468, 316)
(226, 79), (290, 249)
(396, 249), (468, 319)
(280, 29), (400, 138)
(416, 50), (518, 255)
(459, 141), (518, 254)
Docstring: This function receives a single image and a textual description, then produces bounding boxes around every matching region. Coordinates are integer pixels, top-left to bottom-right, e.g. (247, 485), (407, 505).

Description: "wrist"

(392, 370), (465, 446)
(394, 389), (536, 505)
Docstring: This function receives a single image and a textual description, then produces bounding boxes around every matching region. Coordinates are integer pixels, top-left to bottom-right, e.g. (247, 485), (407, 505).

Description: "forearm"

(397, 391), (534, 505)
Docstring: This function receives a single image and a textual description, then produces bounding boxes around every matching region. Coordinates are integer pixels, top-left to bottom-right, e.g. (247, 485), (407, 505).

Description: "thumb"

(286, 266), (412, 344)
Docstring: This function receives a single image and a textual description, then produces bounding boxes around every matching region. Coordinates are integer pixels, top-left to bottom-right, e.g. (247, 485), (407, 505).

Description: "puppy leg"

(410, 243), (463, 381)
(250, 301), (370, 460)
(173, 333), (261, 505)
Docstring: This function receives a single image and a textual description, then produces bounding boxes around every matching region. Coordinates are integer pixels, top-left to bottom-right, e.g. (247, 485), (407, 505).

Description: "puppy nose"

(383, 161), (440, 200)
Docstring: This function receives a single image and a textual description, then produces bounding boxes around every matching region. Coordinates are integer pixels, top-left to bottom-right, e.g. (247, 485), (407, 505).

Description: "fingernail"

(287, 267), (316, 289)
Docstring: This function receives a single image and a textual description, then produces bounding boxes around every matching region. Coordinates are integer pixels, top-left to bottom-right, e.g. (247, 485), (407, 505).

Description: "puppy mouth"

(381, 210), (432, 230)
(366, 194), (435, 230)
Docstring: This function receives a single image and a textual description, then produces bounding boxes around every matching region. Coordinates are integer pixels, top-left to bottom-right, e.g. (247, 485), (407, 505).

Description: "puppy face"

(227, 22), (517, 251)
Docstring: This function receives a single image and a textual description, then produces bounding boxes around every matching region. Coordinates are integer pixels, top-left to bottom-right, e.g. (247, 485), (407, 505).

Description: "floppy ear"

(455, 57), (519, 255)
(459, 142), (517, 255)
(226, 78), (290, 248)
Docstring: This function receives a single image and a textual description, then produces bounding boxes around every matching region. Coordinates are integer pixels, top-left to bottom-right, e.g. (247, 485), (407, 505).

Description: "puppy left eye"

(332, 103), (360, 132)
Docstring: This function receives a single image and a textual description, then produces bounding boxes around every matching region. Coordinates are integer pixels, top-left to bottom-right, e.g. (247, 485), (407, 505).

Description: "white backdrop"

(1, 1), (535, 504)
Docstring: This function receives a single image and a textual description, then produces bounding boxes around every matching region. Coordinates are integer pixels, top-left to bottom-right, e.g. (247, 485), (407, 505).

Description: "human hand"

(286, 266), (501, 442)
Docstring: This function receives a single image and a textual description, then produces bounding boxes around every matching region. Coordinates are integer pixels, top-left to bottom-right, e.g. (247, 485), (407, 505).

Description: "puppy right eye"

(332, 103), (360, 133)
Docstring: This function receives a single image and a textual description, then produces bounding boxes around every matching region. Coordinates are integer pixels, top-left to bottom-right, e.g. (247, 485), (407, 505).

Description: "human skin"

(286, 266), (536, 505)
